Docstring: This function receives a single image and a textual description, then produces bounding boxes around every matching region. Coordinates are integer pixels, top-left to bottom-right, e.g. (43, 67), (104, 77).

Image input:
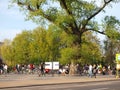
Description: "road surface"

(0, 80), (120, 90)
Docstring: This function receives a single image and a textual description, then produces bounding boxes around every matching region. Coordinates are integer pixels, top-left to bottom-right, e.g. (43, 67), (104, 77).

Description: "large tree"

(11, 0), (120, 45)
(11, 0), (120, 74)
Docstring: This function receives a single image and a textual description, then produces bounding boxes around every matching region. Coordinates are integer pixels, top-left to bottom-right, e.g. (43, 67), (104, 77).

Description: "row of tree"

(1, 0), (120, 70)
(0, 25), (102, 66)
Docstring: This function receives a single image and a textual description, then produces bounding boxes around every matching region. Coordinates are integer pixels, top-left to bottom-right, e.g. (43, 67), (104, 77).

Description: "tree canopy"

(11, 0), (120, 44)
(0, 26), (101, 66)
(4, 0), (120, 67)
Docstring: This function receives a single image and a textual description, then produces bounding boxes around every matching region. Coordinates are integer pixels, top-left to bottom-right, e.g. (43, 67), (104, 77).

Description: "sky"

(0, 0), (37, 42)
(0, 0), (120, 42)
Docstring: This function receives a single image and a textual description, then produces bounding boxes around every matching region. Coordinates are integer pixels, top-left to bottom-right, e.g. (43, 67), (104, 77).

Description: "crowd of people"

(58, 64), (116, 78)
(14, 63), (47, 76)
(0, 63), (117, 78)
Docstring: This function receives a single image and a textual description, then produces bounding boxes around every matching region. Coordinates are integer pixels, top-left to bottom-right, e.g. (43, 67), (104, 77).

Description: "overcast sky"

(0, 0), (120, 42)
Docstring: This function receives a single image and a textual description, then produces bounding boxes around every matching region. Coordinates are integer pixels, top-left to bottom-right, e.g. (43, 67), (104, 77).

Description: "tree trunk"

(69, 33), (82, 75)
(69, 62), (76, 75)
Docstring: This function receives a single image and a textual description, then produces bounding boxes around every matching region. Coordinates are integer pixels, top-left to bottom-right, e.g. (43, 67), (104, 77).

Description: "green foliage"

(0, 26), (62, 65)
(0, 39), (14, 66)
(81, 31), (102, 64)
(60, 31), (76, 47)
(103, 16), (120, 65)
(30, 27), (47, 63)
(0, 27), (102, 66)
(59, 47), (75, 64)
(12, 30), (32, 64)
(8, 0), (120, 66)
(59, 30), (101, 65)
(102, 16), (120, 40)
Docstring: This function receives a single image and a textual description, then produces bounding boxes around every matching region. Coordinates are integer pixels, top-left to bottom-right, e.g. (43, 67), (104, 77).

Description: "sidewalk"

(0, 75), (119, 89)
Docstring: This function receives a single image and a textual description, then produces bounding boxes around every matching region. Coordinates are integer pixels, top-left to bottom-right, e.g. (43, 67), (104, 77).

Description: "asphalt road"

(1, 80), (120, 90)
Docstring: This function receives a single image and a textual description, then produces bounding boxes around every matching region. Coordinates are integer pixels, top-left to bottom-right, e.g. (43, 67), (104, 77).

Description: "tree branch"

(17, 0), (26, 5)
(87, 28), (106, 35)
(82, 0), (113, 30)
(87, 0), (113, 23)
(60, 0), (72, 15)
(59, 0), (80, 35)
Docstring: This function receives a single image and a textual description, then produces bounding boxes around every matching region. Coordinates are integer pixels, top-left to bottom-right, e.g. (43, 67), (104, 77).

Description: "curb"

(0, 78), (119, 89)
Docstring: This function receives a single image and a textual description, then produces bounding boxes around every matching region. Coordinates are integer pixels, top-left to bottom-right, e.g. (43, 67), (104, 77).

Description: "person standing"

(16, 64), (20, 74)
(40, 62), (45, 76)
(0, 64), (3, 74)
(88, 64), (93, 78)
(3, 64), (8, 76)
(93, 64), (97, 78)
